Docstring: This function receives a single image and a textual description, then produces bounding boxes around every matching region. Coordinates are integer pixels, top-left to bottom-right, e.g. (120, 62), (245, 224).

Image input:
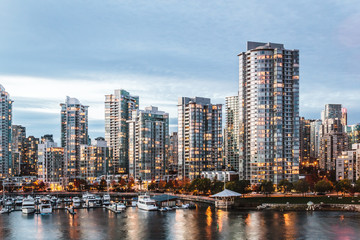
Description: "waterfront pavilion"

(210, 189), (241, 209)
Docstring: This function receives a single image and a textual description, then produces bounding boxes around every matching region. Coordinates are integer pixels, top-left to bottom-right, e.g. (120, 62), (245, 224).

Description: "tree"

(314, 179), (333, 193)
(226, 180), (251, 194)
(277, 179), (293, 193)
(158, 180), (166, 190)
(294, 179), (309, 196)
(259, 180), (274, 196)
(198, 178), (212, 194)
(127, 177), (135, 191)
(98, 179), (107, 192)
(335, 180), (352, 196)
(355, 178), (360, 192)
(211, 181), (225, 194)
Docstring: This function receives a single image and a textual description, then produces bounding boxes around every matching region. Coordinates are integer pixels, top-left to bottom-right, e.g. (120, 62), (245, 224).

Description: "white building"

(0, 84), (13, 177)
(105, 89), (139, 174)
(128, 106), (169, 181)
(336, 144), (360, 182)
(238, 41), (300, 184)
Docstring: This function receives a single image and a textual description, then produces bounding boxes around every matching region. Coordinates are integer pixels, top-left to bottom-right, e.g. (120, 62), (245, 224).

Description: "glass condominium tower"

(224, 96), (240, 171)
(128, 106), (169, 181)
(238, 41), (300, 184)
(60, 96), (89, 181)
(105, 89), (139, 174)
(0, 84), (12, 177)
(178, 97), (223, 180)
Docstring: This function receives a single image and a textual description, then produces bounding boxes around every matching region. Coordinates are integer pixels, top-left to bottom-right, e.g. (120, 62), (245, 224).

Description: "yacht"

(102, 194), (111, 205)
(137, 194), (158, 211)
(72, 197), (81, 205)
(39, 197), (52, 215)
(50, 196), (58, 204)
(95, 195), (102, 206)
(15, 196), (24, 205)
(108, 202), (126, 213)
(22, 196), (35, 214)
(83, 193), (96, 207)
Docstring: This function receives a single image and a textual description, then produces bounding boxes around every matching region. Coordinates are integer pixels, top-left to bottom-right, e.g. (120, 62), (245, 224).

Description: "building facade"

(0, 85), (13, 177)
(178, 97), (223, 180)
(347, 124), (360, 146)
(60, 96), (89, 181)
(37, 136), (64, 188)
(128, 106), (169, 181)
(224, 96), (240, 171)
(300, 118), (313, 166)
(336, 144), (360, 182)
(320, 118), (348, 171)
(168, 132), (178, 173)
(11, 125), (26, 176)
(80, 137), (108, 183)
(105, 89), (139, 175)
(238, 41), (300, 184)
(310, 120), (322, 159)
(21, 136), (39, 176)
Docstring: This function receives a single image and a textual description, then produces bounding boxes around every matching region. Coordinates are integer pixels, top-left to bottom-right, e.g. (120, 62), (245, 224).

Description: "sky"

(1, 0), (360, 143)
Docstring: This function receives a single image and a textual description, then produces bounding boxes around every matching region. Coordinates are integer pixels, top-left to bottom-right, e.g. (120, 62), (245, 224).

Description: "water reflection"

(0, 208), (360, 239)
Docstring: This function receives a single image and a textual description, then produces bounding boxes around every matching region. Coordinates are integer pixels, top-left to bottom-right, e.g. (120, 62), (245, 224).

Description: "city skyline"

(1, 1), (360, 141)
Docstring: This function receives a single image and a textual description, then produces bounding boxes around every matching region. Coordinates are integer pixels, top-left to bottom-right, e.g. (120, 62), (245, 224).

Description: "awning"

(210, 189), (241, 198)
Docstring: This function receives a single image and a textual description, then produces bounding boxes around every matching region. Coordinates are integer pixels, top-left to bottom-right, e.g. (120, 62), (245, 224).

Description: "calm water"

(0, 207), (359, 240)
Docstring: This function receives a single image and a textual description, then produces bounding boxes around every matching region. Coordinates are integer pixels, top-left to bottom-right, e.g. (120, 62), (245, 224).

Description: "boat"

(63, 197), (71, 203)
(50, 196), (58, 204)
(102, 194), (111, 205)
(107, 203), (126, 213)
(35, 196), (41, 205)
(137, 194), (158, 211)
(159, 207), (167, 212)
(39, 197), (52, 214)
(72, 197), (81, 204)
(4, 197), (13, 207)
(22, 196), (35, 214)
(164, 207), (173, 211)
(83, 193), (96, 207)
(95, 195), (102, 206)
(181, 204), (189, 209)
(0, 206), (12, 214)
(15, 196), (24, 205)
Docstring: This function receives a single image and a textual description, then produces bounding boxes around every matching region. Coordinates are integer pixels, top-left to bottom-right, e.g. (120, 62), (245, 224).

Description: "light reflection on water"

(1, 207), (360, 239)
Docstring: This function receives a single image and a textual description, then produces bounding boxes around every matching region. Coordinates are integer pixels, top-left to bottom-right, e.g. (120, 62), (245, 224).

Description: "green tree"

(277, 179), (294, 193)
(314, 179), (333, 193)
(260, 180), (274, 196)
(226, 180), (251, 194)
(198, 178), (212, 194)
(294, 179), (309, 196)
(335, 179), (352, 196)
(98, 179), (107, 192)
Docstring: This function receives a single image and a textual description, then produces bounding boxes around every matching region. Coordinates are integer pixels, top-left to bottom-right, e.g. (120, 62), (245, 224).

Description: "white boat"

(15, 196), (24, 205)
(137, 194), (158, 211)
(39, 197), (52, 214)
(22, 196), (35, 214)
(107, 203), (126, 213)
(50, 196), (58, 204)
(83, 193), (96, 207)
(5, 198), (13, 207)
(72, 197), (81, 204)
(95, 195), (102, 206)
(102, 194), (111, 205)
(0, 206), (12, 214)
(181, 204), (189, 209)
(35, 196), (41, 205)
(164, 207), (173, 211)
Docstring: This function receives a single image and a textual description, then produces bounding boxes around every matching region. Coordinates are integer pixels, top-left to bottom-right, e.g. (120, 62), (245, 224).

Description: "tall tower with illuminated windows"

(178, 97), (223, 180)
(238, 41), (300, 184)
(0, 85), (12, 177)
(60, 96), (89, 181)
(105, 89), (139, 174)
